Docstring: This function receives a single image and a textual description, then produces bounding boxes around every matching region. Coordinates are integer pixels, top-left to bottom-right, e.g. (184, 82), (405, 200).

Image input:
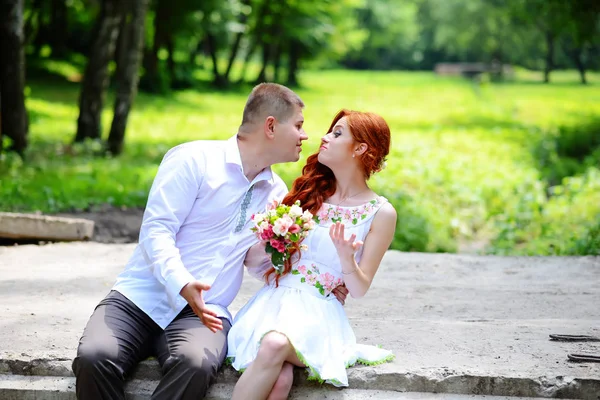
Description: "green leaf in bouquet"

(289, 233), (299, 242)
(271, 251), (285, 274)
(265, 243), (276, 255)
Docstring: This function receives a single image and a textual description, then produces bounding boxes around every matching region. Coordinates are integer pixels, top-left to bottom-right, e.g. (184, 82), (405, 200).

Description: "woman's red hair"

(264, 109), (391, 285)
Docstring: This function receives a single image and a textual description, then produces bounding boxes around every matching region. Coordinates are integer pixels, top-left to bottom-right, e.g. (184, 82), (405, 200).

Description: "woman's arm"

(244, 241), (271, 280)
(330, 203), (397, 298)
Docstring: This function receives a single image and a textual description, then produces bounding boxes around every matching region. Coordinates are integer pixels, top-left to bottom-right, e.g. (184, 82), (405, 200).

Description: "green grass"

(1, 67), (600, 255)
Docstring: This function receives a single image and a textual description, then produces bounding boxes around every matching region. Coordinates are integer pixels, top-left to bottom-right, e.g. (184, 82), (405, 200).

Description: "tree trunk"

(107, 0), (149, 156)
(142, 0), (169, 92)
(165, 33), (175, 84)
(74, 0), (123, 143)
(205, 32), (224, 87)
(286, 40), (300, 87)
(252, 0), (272, 83)
(49, 0), (67, 58)
(272, 41), (282, 83)
(237, 39), (257, 83)
(572, 48), (587, 85)
(23, 0), (42, 46)
(543, 32), (554, 84)
(255, 42), (271, 83)
(0, 0), (28, 155)
(224, 31), (244, 83)
(224, 0), (250, 83)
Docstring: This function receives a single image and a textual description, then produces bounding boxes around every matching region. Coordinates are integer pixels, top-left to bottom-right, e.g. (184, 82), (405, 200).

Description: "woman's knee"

(257, 332), (292, 363)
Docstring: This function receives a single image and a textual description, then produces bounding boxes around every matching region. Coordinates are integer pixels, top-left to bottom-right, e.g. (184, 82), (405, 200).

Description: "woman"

(227, 109), (397, 400)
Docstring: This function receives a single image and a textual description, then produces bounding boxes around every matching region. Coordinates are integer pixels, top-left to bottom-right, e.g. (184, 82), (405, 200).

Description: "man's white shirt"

(113, 135), (287, 329)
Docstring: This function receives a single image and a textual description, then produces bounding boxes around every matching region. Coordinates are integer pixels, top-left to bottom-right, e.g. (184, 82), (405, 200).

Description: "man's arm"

(138, 145), (203, 309)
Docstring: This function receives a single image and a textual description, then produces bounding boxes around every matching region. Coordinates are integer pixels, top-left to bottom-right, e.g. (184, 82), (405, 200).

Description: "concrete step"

(0, 374), (573, 400)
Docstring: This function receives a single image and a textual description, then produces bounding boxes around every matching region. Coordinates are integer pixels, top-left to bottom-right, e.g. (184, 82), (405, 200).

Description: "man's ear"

(354, 143), (368, 156)
(264, 116), (276, 139)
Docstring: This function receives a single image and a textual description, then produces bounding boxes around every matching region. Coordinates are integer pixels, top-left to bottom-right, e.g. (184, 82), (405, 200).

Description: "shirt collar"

(226, 135), (274, 184)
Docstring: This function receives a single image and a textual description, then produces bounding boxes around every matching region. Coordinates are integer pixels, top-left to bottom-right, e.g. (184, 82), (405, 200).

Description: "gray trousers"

(72, 290), (231, 400)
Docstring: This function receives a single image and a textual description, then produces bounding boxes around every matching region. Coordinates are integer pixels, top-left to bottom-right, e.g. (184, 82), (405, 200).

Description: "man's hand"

(180, 281), (223, 333)
(332, 284), (349, 305)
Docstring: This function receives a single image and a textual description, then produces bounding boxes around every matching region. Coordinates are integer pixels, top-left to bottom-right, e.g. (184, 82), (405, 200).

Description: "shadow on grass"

(531, 116), (600, 187)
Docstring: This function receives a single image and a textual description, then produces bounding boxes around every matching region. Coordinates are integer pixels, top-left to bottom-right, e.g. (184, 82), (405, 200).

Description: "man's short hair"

(241, 83), (304, 126)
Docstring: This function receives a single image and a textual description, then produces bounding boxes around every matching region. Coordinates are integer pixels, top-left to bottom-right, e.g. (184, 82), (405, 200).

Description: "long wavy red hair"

(264, 109), (391, 285)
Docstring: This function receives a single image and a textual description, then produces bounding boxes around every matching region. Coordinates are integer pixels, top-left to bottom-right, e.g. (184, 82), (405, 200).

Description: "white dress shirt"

(113, 135), (288, 329)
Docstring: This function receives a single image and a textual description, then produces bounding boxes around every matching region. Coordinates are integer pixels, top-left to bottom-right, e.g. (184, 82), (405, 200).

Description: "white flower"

(300, 244), (308, 251)
(252, 213), (264, 225)
(289, 204), (303, 218)
(303, 219), (315, 230)
(258, 221), (270, 234)
(301, 210), (313, 222)
(267, 209), (277, 219)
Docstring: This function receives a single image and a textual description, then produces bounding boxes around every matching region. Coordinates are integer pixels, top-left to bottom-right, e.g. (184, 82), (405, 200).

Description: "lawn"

(1, 67), (599, 255)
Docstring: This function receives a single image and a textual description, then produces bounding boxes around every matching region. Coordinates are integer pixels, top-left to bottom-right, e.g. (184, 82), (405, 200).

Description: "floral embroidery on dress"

(292, 263), (343, 296)
(314, 198), (380, 226)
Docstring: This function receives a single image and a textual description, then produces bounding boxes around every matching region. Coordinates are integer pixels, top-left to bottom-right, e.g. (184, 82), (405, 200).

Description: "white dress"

(226, 196), (394, 387)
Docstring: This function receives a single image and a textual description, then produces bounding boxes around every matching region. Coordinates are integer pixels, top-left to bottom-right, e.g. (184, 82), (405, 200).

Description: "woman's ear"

(354, 143), (368, 156)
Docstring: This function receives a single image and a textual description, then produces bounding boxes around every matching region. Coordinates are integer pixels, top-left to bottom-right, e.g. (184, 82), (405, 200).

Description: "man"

(73, 83), (314, 399)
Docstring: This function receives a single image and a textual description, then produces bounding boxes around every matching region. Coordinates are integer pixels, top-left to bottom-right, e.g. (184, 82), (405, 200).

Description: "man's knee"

(73, 341), (121, 379)
(164, 351), (221, 382)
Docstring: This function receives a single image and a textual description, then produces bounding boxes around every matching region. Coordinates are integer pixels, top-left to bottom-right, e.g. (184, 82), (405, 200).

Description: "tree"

(74, 0), (125, 143)
(107, 0), (149, 155)
(509, 0), (571, 83)
(560, 0), (600, 84)
(0, 0), (28, 155)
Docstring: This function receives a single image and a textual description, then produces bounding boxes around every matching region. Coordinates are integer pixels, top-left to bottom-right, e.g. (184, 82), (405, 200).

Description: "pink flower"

(267, 199), (280, 210)
(260, 225), (274, 240)
(288, 224), (301, 234)
(319, 210), (330, 222)
(273, 215), (293, 236)
(298, 265), (307, 274)
(321, 272), (335, 285)
(269, 238), (286, 253)
(307, 274), (317, 284)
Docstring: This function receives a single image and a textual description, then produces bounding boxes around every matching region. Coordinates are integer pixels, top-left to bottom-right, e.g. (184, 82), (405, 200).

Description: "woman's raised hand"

(329, 222), (363, 260)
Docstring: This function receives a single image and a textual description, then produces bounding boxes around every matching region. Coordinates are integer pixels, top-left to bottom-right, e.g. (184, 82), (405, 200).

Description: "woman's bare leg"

(231, 332), (303, 400)
(266, 362), (294, 400)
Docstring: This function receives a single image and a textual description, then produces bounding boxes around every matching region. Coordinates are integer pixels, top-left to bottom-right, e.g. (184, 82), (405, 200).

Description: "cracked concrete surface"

(0, 243), (599, 398)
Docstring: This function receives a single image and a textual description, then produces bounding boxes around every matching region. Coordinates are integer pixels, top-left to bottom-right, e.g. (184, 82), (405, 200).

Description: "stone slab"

(0, 213), (94, 241)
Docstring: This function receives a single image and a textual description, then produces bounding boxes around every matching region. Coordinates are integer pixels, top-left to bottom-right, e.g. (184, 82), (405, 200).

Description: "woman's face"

(317, 116), (356, 169)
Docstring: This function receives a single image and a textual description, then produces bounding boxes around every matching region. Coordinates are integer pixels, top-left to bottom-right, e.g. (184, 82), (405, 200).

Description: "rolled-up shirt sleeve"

(138, 145), (204, 308)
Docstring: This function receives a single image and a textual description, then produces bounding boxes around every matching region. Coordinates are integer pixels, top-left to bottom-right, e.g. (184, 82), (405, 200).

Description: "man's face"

(273, 106), (308, 163)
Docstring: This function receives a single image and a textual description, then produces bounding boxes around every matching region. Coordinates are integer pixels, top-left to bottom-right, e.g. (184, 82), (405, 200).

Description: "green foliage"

(2, 69), (599, 255)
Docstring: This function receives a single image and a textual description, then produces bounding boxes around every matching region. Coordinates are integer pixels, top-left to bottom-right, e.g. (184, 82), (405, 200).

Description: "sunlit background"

(1, 0), (599, 255)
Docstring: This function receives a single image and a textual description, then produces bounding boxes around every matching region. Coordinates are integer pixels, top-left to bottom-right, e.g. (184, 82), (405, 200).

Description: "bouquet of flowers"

(250, 200), (315, 274)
